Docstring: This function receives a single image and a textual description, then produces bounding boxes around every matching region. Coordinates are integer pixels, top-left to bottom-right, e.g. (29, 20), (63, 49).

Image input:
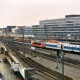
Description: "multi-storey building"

(32, 25), (40, 39)
(24, 26), (32, 35)
(39, 15), (80, 40)
(7, 26), (16, 33)
(0, 28), (3, 36)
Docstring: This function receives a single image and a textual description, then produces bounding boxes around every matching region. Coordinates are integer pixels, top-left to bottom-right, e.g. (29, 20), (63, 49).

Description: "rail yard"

(0, 38), (80, 80)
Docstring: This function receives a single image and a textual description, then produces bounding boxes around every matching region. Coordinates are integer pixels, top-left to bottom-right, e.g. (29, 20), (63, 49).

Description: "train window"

(34, 42), (41, 45)
(49, 45), (51, 46)
(53, 45), (54, 47)
(46, 44), (48, 46)
(53, 45), (57, 47)
(77, 48), (80, 50)
(73, 47), (76, 50)
(69, 47), (72, 49)
(55, 45), (57, 47)
(48, 45), (50, 46)
(66, 46), (68, 48)
(51, 45), (53, 47)
(48, 44), (50, 46)
(45, 44), (48, 46)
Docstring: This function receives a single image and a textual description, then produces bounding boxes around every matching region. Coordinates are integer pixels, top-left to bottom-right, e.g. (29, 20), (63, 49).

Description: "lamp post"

(61, 45), (64, 80)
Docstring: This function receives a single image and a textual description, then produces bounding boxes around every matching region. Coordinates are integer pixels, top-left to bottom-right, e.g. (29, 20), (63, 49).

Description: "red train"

(31, 41), (45, 48)
(14, 38), (31, 43)
(14, 38), (61, 48)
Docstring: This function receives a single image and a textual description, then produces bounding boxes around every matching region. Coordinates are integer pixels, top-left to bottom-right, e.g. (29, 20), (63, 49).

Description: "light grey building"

(32, 25), (40, 39)
(0, 29), (2, 36)
(24, 26), (32, 35)
(39, 15), (80, 40)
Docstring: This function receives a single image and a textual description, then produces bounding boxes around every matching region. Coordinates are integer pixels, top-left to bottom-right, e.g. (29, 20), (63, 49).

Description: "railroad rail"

(28, 50), (80, 69)
(9, 42), (80, 69)
(2, 42), (73, 80)
(1, 39), (80, 69)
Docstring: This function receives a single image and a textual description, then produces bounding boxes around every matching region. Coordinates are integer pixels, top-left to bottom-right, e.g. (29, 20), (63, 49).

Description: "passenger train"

(14, 39), (80, 53)
(45, 42), (80, 52)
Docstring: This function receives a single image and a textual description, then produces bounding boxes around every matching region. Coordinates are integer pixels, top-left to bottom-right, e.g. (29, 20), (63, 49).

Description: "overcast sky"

(0, 0), (80, 28)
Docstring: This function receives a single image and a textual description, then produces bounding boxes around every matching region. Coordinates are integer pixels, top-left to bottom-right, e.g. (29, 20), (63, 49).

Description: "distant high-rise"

(7, 26), (16, 33)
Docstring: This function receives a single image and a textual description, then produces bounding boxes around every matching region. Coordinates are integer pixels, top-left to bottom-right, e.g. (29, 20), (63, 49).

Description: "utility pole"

(41, 43), (43, 61)
(61, 45), (64, 80)
(41, 46), (42, 61)
(22, 27), (25, 62)
(6, 28), (7, 38)
(79, 29), (80, 52)
(25, 70), (28, 80)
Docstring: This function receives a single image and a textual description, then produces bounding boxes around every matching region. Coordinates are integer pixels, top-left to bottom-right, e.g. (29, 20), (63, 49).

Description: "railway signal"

(57, 50), (60, 58)
(56, 50), (60, 69)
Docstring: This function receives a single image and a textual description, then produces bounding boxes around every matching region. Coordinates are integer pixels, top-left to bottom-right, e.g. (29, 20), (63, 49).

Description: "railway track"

(29, 50), (80, 69)
(10, 42), (80, 69)
(1, 39), (80, 69)
(7, 44), (60, 80)
(2, 41), (73, 80)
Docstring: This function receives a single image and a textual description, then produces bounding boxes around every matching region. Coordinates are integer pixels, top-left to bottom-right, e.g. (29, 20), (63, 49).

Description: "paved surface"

(35, 47), (80, 60)
(0, 54), (18, 80)
(26, 53), (80, 80)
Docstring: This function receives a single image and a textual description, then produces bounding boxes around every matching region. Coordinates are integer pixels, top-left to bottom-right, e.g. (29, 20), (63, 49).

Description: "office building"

(39, 15), (80, 40)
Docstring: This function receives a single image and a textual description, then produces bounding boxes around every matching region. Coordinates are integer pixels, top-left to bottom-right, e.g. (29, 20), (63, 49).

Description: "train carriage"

(45, 42), (58, 50)
(71, 45), (80, 52)
(45, 42), (80, 53)
(31, 41), (45, 48)
(63, 43), (73, 52)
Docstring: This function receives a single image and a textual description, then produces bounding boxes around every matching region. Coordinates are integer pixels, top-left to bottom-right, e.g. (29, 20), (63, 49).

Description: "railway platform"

(0, 54), (19, 80)
(35, 47), (80, 60)
(26, 52), (80, 80)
